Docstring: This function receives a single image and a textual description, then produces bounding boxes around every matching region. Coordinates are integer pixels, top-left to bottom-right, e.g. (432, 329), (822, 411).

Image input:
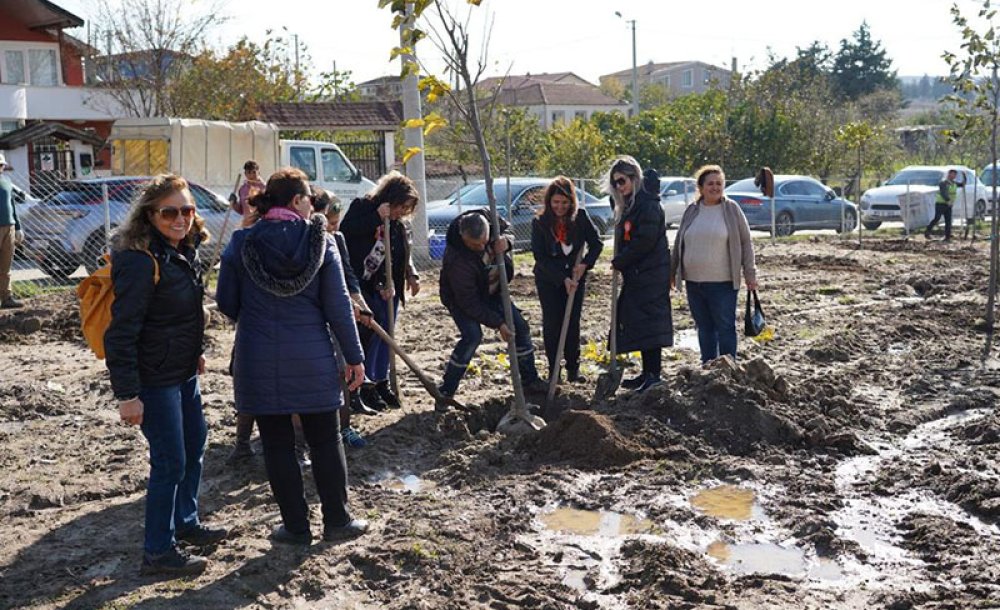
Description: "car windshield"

(726, 178), (760, 193)
(886, 170), (944, 187)
(983, 168), (999, 187)
(450, 183), (516, 206)
(47, 181), (142, 205)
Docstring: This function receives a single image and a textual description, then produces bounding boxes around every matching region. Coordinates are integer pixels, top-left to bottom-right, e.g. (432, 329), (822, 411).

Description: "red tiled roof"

(495, 83), (625, 107)
(257, 101), (404, 131)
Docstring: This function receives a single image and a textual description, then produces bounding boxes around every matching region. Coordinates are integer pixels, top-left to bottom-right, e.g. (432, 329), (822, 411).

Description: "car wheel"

(774, 212), (794, 237)
(862, 220), (882, 231)
(38, 257), (79, 282)
(83, 230), (112, 274)
(976, 199), (987, 220)
(837, 209), (858, 233)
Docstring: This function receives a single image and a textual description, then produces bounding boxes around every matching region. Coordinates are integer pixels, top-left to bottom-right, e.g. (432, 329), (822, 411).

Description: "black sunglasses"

(153, 205), (196, 221)
(613, 177), (632, 188)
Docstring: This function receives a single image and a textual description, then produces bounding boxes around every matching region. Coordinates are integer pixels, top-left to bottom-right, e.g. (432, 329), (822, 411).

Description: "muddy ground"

(1, 235), (999, 609)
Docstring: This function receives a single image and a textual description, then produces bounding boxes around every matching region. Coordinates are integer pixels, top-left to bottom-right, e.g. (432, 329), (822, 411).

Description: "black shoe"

(0, 298), (23, 309)
(176, 524), (228, 546)
(434, 389), (454, 413)
(270, 524), (312, 545)
(140, 546), (208, 576)
(323, 518), (369, 542)
(621, 373), (646, 390)
(375, 380), (402, 409)
(350, 390), (379, 416)
(566, 368), (587, 383)
(635, 373), (663, 394)
(522, 378), (549, 394)
(227, 440), (254, 463)
(360, 382), (388, 411)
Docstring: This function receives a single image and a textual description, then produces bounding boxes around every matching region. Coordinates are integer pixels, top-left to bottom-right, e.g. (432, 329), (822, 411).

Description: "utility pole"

(615, 12), (639, 117)
(400, 3), (429, 267)
(293, 34), (301, 98)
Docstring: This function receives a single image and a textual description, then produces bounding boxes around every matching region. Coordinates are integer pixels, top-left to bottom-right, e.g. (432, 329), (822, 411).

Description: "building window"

(2, 50), (25, 84)
(659, 75), (671, 88)
(574, 110), (587, 121)
(1, 121), (21, 135)
(551, 110), (565, 125)
(704, 70), (713, 85)
(28, 49), (58, 86)
(681, 69), (693, 88)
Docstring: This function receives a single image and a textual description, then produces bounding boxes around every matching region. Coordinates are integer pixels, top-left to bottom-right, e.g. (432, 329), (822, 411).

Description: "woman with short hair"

(105, 174), (226, 576)
(671, 164), (758, 363)
(216, 167), (368, 545)
(531, 176), (603, 383)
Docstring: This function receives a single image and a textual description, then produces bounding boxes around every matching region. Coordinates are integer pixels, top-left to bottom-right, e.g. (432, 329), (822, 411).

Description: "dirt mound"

(530, 410), (650, 469)
(610, 539), (730, 609)
(0, 291), (81, 344)
(0, 381), (72, 420)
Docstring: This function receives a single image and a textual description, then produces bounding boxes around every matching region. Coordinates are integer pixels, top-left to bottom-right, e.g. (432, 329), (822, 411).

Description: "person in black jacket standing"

(606, 156), (673, 393)
(105, 175), (226, 577)
(531, 176), (603, 383)
(340, 171), (421, 411)
(437, 209), (545, 408)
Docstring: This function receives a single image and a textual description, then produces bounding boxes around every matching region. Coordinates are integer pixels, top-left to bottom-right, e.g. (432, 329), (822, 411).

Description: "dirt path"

(1, 236), (999, 609)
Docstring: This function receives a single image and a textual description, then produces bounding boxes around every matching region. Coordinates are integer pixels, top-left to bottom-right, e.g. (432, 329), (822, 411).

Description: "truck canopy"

(109, 118), (281, 196)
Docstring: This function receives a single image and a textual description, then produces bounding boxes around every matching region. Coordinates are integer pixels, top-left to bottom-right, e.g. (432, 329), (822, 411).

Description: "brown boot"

(228, 414), (255, 462)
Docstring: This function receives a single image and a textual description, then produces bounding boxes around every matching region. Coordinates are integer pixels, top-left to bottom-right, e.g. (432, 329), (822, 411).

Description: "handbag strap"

(751, 288), (761, 310)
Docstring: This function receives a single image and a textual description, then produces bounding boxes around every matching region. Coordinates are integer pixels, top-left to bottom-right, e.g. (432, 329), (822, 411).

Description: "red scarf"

(553, 220), (569, 245)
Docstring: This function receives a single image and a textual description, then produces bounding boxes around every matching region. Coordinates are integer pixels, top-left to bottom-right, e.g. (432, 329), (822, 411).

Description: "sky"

(55, 0), (986, 86)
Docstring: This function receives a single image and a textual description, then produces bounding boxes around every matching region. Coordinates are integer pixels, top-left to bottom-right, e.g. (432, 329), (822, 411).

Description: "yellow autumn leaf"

(401, 147), (422, 163)
(751, 326), (775, 343)
(402, 118), (425, 129)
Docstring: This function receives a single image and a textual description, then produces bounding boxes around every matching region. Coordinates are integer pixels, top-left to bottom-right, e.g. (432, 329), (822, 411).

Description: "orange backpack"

(77, 250), (160, 359)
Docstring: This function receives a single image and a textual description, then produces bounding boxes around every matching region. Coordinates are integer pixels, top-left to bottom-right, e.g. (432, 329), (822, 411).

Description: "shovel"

(547, 248), (586, 405)
(365, 317), (473, 413)
(595, 206), (624, 401)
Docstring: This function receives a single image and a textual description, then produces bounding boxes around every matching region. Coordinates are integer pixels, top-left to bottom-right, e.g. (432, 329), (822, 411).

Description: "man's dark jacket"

(611, 169), (673, 352)
(439, 209), (514, 329)
(105, 232), (205, 400)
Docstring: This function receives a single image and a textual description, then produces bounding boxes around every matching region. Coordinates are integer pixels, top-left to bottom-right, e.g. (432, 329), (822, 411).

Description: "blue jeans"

(440, 299), (539, 396)
(138, 376), (207, 556)
(364, 289), (399, 382)
(686, 281), (739, 363)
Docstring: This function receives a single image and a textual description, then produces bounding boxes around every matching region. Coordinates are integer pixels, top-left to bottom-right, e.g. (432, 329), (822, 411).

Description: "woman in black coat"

(531, 176), (603, 383)
(607, 156), (673, 393)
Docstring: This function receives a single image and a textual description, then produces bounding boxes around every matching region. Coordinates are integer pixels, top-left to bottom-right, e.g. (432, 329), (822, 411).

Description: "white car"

(659, 177), (697, 227)
(860, 165), (987, 230)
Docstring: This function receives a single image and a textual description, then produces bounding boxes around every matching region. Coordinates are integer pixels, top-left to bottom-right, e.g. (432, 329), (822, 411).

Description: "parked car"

(11, 184), (41, 261)
(659, 176), (697, 227)
(425, 177), (610, 248)
(726, 174), (858, 236)
(425, 183), (478, 209)
(977, 163), (1000, 204)
(860, 165), (987, 230)
(22, 177), (238, 280)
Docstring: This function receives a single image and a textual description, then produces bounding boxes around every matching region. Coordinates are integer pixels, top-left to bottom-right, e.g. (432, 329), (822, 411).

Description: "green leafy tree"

(831, 22), (899, 100)
(540, 119), (613, 179)
(943, 0), (1000, 357)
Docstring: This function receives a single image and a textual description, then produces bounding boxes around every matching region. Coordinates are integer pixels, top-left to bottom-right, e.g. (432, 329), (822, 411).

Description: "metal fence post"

(904, 180), (910, 238)
(770, 193), (776, 245)
(102, 183), (111, 256)
(857, 175), (863, 248)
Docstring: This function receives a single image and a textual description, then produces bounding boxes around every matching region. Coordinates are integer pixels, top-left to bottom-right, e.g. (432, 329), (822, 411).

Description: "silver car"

(22, 177), (237, 280)
(659, 177), (697, 227)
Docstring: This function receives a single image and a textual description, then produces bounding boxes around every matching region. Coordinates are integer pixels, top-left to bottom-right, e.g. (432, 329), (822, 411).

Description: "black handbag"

(744, 289), (766, 337)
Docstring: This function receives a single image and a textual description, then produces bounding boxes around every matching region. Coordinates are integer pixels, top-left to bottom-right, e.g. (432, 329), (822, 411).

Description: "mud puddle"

(707, 540), (845, 580)
(371, 471), (436, 493)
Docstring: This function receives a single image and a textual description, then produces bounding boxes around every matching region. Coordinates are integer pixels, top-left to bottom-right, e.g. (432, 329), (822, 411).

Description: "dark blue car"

(726, 175), (858, 236)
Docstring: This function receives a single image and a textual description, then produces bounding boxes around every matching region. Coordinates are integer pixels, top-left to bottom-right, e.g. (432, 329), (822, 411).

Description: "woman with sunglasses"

(606, 156), (673, 393)
(531, 176), (603, 383)
(105, 174), (227, 576)
(216, 167), (368, 545)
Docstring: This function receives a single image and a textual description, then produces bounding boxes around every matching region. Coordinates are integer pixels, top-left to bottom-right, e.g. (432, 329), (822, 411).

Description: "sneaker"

(360, 382), (388, 411)
(295, 443), (311, 469)
(0, 297), (23, 309)
(227, 440), (254, 463)
(522, 378), (549, 394)
(140, 546), (208, 577)
(270, 524), (312, 545)
(634, 373), (663, 394)
(621, 373), (646, 390)
(566, 368), (587, 383)
(350, 390), (379, 416)
(322, 518), (369, 542)
(341, 426), (368, 448)
(176, 524), (228, 546)
(375, 380), (402, 409)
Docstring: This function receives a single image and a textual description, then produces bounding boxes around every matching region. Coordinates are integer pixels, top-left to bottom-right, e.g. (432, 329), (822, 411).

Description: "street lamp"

(615, 11), (639, 117)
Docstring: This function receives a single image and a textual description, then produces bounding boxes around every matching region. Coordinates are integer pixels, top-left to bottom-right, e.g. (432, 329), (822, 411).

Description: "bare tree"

(91, 0), (225, 117)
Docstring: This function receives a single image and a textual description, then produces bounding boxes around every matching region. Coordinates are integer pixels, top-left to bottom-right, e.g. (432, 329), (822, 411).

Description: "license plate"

(871, 210), (897, 217)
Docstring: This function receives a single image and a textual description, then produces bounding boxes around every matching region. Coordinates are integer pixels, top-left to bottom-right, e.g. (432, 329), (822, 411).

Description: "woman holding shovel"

(531, 176), (603, 384)
(340, 171), (421, 411)
(606, 156), (673, 394)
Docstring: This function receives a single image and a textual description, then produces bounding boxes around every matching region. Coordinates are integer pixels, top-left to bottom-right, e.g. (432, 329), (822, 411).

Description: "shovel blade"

(594, 369), (622, 401)
(497, 403), (546, 435)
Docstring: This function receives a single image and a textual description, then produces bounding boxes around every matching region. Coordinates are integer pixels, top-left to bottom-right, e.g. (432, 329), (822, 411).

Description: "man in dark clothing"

(437, 210), (544, 408)
(925, 169), (959, 241)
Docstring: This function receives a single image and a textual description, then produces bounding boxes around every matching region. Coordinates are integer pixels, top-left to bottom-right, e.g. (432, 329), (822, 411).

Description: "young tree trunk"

(984, 65), (1000, 362)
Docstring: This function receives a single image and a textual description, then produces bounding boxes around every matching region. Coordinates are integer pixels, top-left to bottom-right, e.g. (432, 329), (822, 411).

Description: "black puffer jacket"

(439, 209), (514, 329)
(611, 169), (673, 352)
(105, 232), (205, 400)
(340, 196), (416, 303)
(531, 208), (603, 287)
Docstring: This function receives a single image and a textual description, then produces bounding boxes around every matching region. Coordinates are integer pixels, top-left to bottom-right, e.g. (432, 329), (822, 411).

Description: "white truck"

(109, 118), (376, 205)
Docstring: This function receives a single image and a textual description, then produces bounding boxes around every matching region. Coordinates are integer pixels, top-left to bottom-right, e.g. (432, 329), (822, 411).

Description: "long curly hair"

(112, 174), (210, 252)
(367, 170), (420, 216)
(602, 155), (643, 216)
(537, 176), (580, 243)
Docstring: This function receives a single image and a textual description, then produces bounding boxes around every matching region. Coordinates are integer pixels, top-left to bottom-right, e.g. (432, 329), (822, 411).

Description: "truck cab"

(280, 140), (377, 206)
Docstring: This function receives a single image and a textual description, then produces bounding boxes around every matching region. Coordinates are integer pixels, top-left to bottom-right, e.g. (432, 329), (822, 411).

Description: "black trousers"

(926, 203), (953, 239)
(256, 412), (350, 533)
(537, 278), (586, 376)
(642, 348), (662, 376)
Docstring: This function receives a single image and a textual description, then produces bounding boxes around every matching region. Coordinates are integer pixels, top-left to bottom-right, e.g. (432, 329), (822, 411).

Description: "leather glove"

(14, 230), (24, 246)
